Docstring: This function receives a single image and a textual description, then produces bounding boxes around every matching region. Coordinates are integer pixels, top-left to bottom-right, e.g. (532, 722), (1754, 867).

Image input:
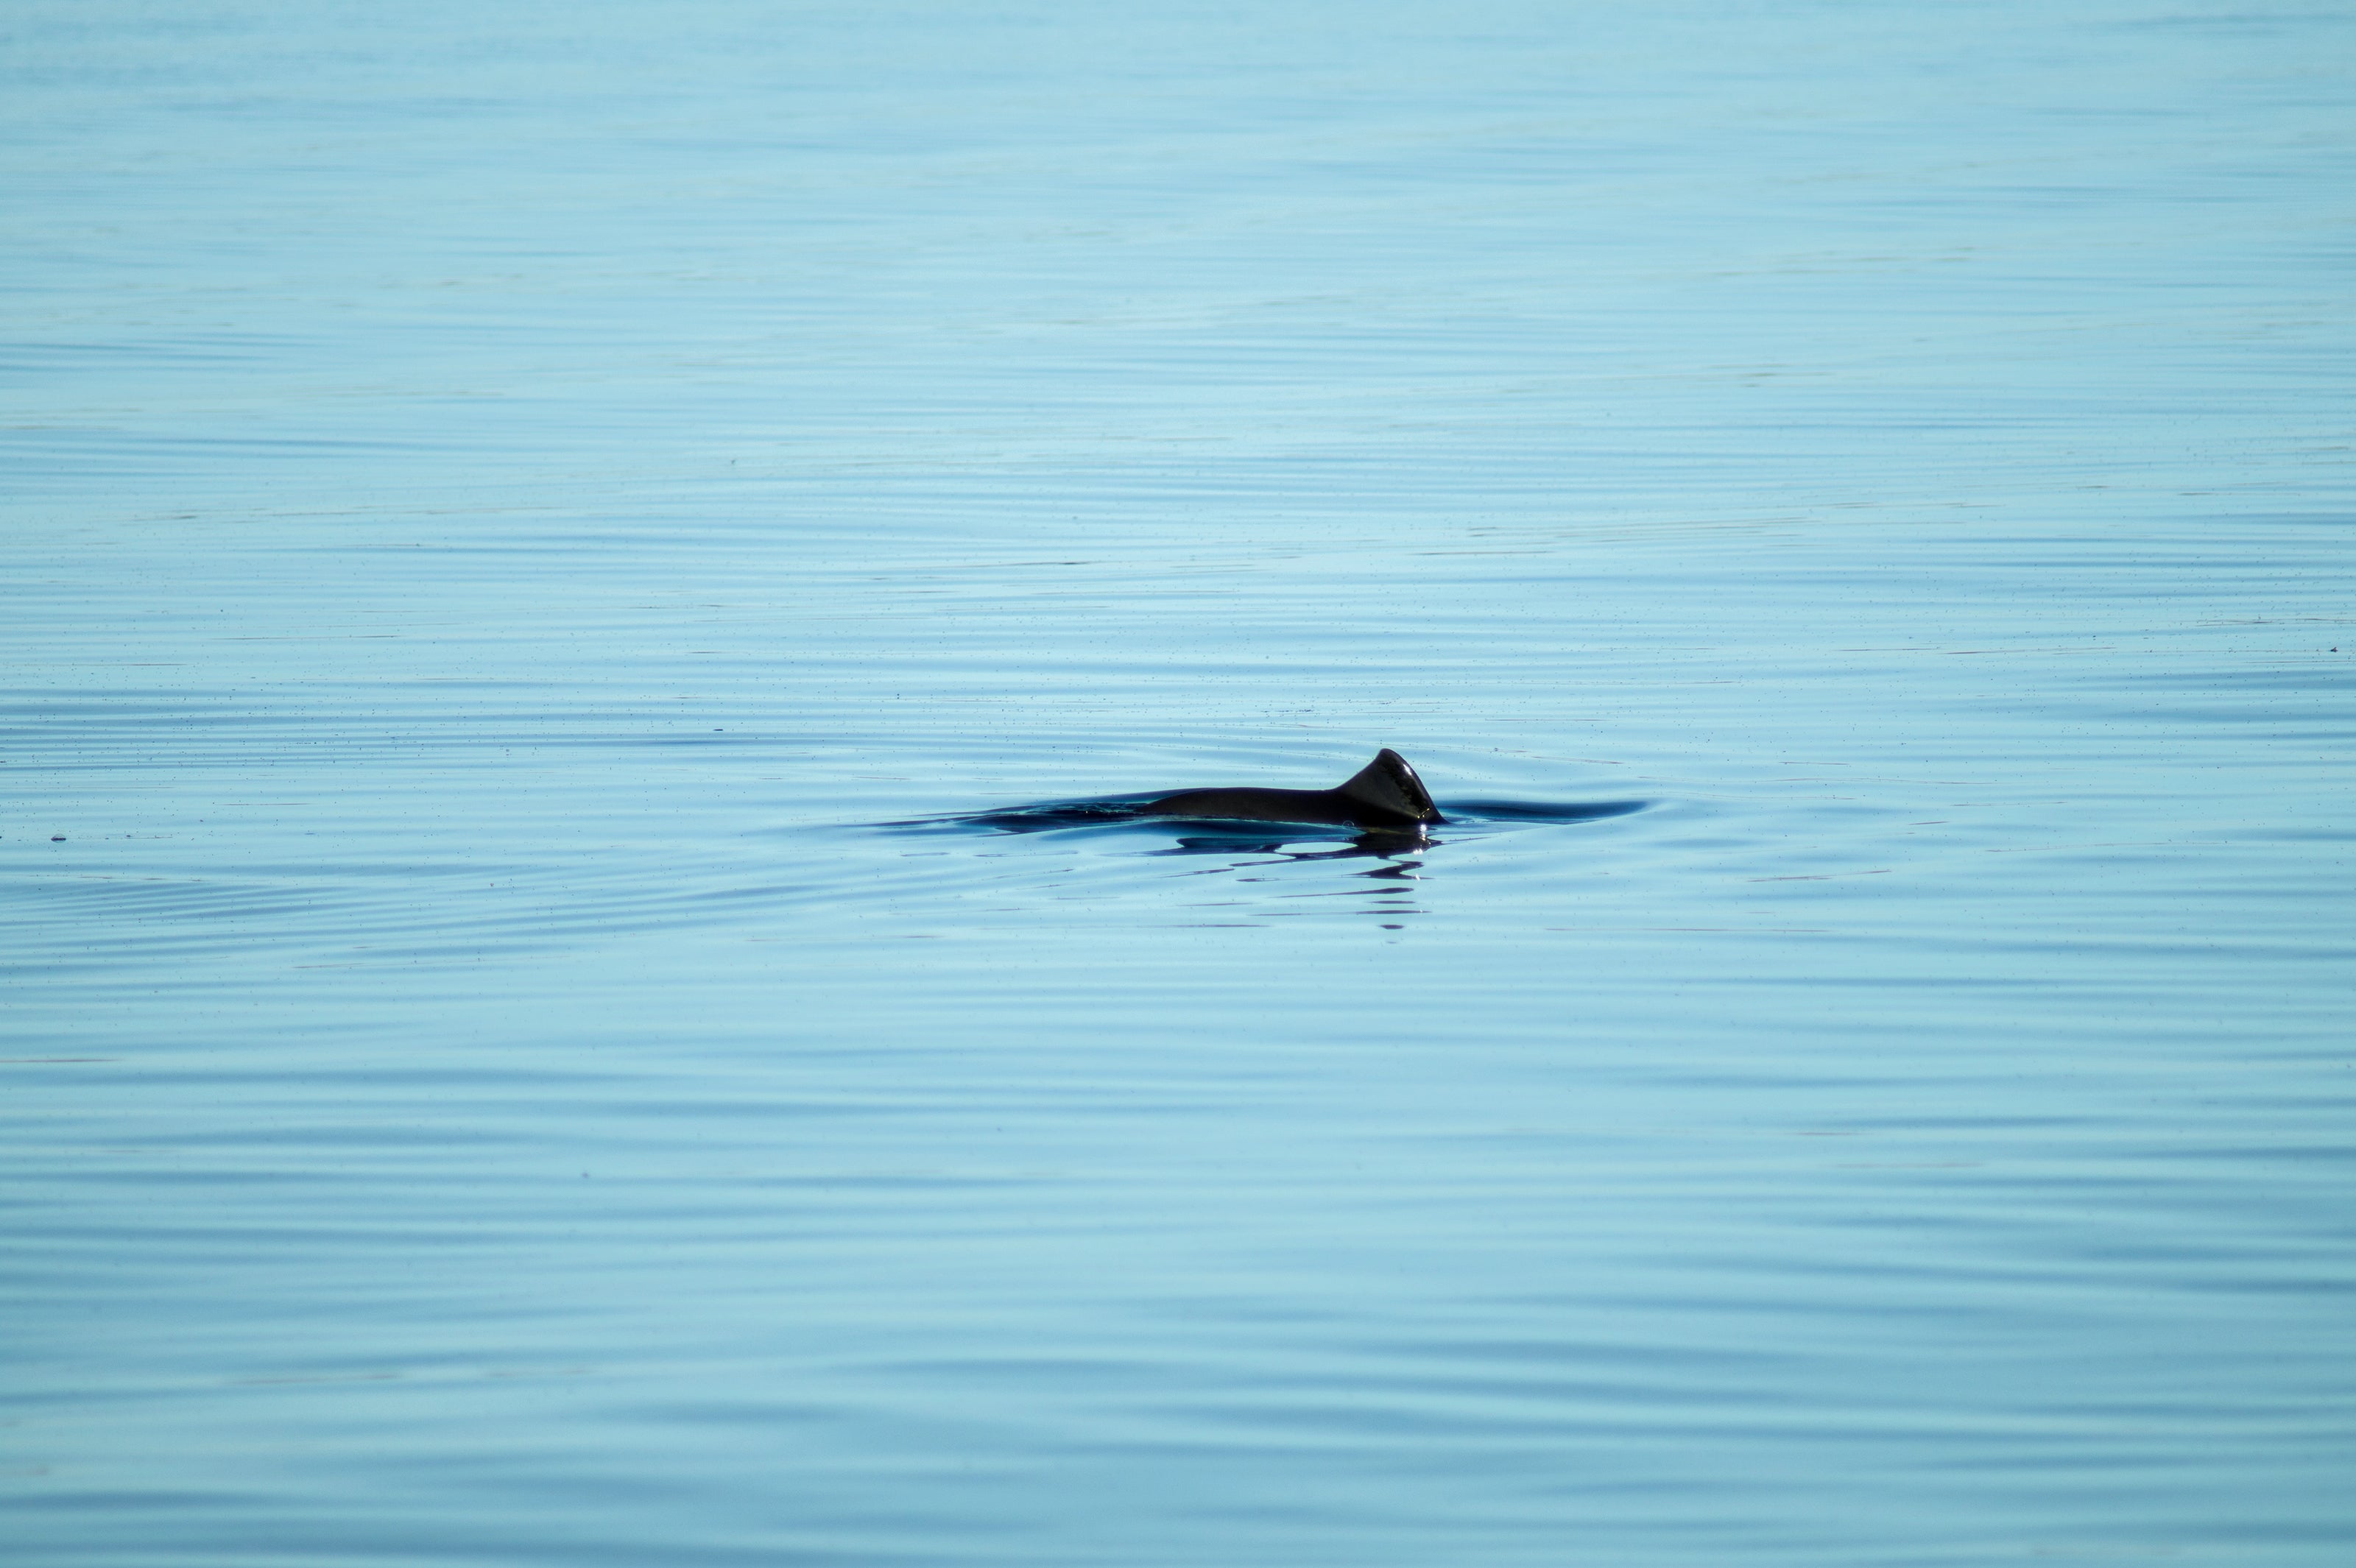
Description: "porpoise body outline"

(1145, 748), (1442, 829)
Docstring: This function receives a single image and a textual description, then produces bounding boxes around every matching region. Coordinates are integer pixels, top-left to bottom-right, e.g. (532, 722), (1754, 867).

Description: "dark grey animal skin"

(1146, 749), (1442, 829)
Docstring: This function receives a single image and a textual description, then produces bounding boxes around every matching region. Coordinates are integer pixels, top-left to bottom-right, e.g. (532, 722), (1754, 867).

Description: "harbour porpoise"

(892, 749), (1643, 839)
(1144, 748), (1442, 829)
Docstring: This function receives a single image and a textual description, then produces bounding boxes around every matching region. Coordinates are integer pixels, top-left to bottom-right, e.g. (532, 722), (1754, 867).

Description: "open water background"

(6, 2), (2353, 1563)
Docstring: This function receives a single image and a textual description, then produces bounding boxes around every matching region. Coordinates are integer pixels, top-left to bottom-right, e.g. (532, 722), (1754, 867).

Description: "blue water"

(7, 3), (2353, 1563)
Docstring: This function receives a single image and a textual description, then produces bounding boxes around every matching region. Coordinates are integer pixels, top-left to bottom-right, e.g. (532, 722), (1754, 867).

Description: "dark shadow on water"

(1441, 800), (1651, 825)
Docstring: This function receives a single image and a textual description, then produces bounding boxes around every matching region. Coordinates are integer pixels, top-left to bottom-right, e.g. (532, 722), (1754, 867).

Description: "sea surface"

(5, 3), (2352, 1564)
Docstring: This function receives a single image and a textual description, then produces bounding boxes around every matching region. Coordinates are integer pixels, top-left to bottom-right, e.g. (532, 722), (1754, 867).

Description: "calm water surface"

(6, 3), (2353, 1564)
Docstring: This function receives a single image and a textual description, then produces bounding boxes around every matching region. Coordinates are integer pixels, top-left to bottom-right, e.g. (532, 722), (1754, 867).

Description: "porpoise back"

(1146, 749), (1442, 829)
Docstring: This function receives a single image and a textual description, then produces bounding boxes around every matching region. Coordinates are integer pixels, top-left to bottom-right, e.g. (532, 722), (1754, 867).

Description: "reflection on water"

(1160, 832), (1431, 928)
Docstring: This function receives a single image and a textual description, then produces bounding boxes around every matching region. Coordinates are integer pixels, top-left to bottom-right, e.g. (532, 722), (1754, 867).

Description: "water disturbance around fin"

(897, 749), (1645, 839)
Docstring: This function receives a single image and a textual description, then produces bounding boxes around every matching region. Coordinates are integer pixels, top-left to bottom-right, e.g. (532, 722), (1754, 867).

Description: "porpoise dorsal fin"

(1335, 749), (1439, 823)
